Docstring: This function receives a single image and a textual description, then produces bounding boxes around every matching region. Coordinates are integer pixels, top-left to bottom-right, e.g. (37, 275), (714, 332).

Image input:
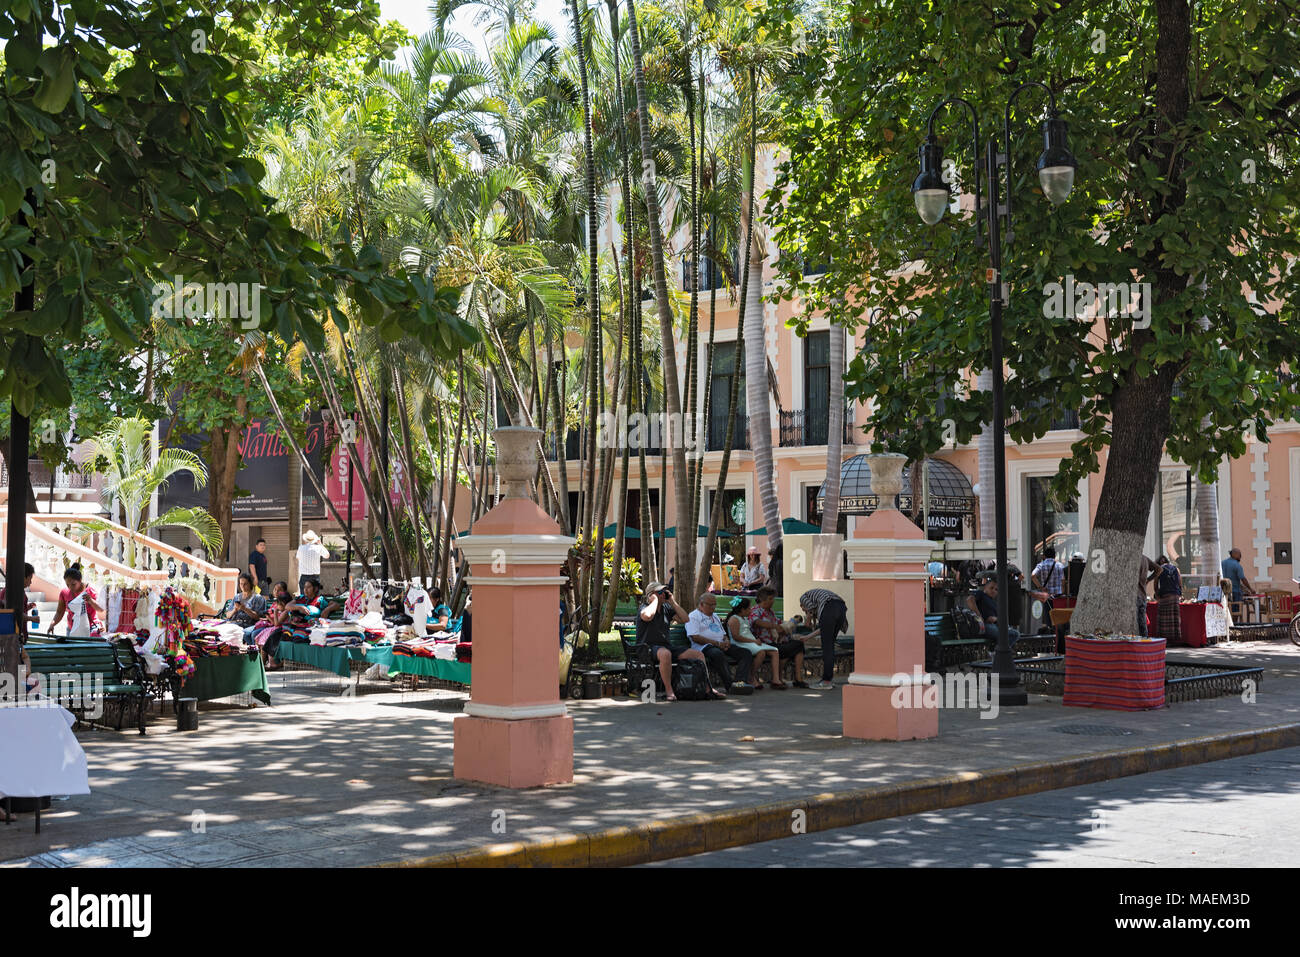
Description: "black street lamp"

(912, 82), (1077, 706)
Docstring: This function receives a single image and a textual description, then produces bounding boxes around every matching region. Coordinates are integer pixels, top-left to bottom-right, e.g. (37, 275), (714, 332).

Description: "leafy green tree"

(766, 0), (1300, 634)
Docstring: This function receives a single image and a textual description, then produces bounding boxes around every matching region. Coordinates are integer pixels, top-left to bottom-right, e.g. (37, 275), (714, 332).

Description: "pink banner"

(325, 419), (368, 523)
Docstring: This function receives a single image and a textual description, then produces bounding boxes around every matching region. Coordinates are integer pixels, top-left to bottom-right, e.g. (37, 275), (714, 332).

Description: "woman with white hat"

(738, 545), (768, 591)
(297, 530), (330, 594)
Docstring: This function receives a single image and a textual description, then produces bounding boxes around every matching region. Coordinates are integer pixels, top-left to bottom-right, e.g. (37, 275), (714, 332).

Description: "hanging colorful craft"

(156, 587), (196, 681)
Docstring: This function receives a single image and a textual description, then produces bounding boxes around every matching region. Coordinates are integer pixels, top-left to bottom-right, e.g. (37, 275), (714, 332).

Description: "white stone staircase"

(2, 513), (239, 629)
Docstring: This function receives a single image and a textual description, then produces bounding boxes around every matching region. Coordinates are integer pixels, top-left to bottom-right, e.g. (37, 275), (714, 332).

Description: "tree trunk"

(1072, 0), (1191, 636)
(740, 83), (782, 555)
(695, 78), (759, 596)
(626, 0), (693, 595)
(574, 0), (603, 645)
(821, 323), (845, 533)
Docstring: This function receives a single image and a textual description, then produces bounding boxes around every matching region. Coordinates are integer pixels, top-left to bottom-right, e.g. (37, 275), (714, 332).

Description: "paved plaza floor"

(3, 640), (1298, 867)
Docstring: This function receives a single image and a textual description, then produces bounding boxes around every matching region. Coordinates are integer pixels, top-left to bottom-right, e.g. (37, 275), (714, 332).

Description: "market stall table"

(1144, 601), (1228, 648)
(0, 705), (91, 833)
(274, 641), (392, 677)
(168, 652), (271, 706)
(388, 654), (471, 685)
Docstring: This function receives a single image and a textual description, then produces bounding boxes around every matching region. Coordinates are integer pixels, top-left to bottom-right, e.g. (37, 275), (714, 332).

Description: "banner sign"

(160, 413), (343, 521)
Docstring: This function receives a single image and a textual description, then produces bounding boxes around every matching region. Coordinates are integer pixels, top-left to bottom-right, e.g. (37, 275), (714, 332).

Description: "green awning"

(602, 524), (641, 538)
(745, 517), (821, 536)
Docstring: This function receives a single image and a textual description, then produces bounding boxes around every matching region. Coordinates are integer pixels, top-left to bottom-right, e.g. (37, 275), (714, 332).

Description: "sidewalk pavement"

(3, 641), (1299, 868)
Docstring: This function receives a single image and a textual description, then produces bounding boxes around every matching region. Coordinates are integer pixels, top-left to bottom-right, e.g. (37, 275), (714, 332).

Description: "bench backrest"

(27, 645), (121, 679)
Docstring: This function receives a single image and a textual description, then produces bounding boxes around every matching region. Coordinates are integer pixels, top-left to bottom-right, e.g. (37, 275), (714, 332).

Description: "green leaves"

(32, 47), (76, 112)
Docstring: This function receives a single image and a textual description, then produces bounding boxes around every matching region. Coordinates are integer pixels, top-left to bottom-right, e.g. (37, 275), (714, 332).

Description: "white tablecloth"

(0, 706), (91, 798)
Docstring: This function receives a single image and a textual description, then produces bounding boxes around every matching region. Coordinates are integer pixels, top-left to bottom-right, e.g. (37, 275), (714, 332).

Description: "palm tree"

(79, 416), (222, 559)
(625, 0), (695, 594)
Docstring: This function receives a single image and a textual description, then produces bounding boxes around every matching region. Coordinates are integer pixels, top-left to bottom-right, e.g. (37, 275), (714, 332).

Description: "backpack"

(1158, 564), (1180, 595)
(673, 658), (711, 700)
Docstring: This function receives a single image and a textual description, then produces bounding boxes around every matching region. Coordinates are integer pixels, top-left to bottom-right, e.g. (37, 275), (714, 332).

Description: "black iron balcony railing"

(1005, 406), (1081, 432)
(778, 405), (857, 447)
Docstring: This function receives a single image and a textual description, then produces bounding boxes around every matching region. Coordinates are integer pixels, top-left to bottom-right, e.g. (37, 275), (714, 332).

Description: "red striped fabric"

(1064, 636), (1166, 711)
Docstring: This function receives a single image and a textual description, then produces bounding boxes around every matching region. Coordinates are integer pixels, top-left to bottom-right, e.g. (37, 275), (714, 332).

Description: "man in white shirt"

(685, 593), (754, 692)
(296, 530), (330, 594)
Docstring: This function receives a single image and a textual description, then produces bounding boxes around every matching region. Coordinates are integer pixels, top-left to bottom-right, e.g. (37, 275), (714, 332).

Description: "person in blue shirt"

(1220, 548), (1252, 602)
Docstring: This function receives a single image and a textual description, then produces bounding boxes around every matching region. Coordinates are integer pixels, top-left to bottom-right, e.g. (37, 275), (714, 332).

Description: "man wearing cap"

(637, 581), (710, 701)
(296, 530), (330, 595)
(739, 546), (768, 591)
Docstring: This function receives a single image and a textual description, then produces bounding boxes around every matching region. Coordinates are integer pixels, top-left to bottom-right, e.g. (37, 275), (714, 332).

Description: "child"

(258, 597), (292, 668)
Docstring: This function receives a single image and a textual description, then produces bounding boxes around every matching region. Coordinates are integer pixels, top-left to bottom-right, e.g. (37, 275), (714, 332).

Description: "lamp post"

(912, 82), (1078, 706)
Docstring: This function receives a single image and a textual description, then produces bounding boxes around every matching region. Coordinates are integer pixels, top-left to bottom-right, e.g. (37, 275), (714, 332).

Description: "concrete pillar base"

(842, 683), (938, 741)
(453, 714), (574, 788)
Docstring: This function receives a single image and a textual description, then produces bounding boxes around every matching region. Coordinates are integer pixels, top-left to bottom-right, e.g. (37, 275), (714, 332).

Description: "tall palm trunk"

(821, 321), (845, 533)
(696, 73), (759, 596)
(571, 0), (603, 649)
(627, 0), (693, 594)
(741, 99), (781, 552)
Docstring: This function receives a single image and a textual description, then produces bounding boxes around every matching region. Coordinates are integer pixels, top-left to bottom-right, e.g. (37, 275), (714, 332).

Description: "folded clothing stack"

(432, 640), (457, 660)
(455, 642), (472, 663)
(324, 621), (366, 647)
(191, 618), (245, 645)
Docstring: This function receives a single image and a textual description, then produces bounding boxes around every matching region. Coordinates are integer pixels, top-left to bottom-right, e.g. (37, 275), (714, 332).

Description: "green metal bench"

(25, 641), (148, 734)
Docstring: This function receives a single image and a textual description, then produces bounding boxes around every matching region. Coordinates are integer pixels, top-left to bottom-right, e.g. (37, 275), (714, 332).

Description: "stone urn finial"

(493, 426), (542, 499)
(866, 452), (909, 509)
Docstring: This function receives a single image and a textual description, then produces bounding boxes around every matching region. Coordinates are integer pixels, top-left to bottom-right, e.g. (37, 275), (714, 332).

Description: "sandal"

(792, 680), (809, 688)
(769, 681), (788, 690)
(665, 693), (677, 702)
(710, 688), (728, 699)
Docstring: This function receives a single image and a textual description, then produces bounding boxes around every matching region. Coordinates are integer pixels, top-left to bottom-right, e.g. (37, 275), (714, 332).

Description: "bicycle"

(1292, 580), (1300, 647)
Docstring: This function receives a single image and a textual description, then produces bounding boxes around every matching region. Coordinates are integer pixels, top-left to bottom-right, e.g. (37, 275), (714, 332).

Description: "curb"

(382, 723), (1300, 868)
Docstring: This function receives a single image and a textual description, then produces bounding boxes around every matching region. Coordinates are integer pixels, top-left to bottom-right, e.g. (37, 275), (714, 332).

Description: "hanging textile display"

(156, 588), (196, 682)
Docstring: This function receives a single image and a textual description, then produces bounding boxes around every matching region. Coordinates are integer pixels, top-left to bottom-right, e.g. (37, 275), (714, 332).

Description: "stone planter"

(866, 452), (909, 507)
(493, 426), (542, 499)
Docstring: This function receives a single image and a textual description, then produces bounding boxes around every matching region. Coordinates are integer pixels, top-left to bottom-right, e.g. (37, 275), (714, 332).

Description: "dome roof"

(817, 455), (975, 514)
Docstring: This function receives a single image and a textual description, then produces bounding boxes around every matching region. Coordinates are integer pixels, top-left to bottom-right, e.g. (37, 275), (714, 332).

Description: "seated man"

(637, 581), (709, 701)
(686, 592), (755, 694)
(747, 586), (808, 687)
(966, 577), (1021, 646)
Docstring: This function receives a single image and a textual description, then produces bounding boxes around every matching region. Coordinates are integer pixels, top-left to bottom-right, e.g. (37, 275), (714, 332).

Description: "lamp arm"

(925, 96), (982, 228)
(1002, 80), (1056, 243)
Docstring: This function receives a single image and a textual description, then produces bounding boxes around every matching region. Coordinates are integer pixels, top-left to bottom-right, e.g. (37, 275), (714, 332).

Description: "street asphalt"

(644, 746), (1300, 867)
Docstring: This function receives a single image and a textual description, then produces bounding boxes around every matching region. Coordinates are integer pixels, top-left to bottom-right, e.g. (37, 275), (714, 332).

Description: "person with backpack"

(1154, 555), (1183, 642)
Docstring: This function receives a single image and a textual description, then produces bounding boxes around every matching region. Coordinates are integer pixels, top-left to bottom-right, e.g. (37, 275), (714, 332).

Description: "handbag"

(672, 658), (711, 700)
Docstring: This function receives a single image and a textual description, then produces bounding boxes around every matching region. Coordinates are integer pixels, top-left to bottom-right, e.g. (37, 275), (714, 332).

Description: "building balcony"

(778, 406), (857, 448)
(0, 461), (94, 492)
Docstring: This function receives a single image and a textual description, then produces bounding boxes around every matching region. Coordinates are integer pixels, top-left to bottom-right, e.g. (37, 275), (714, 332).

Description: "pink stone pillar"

(453, 427), (575, 788)
(841, 454), (938, 741)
